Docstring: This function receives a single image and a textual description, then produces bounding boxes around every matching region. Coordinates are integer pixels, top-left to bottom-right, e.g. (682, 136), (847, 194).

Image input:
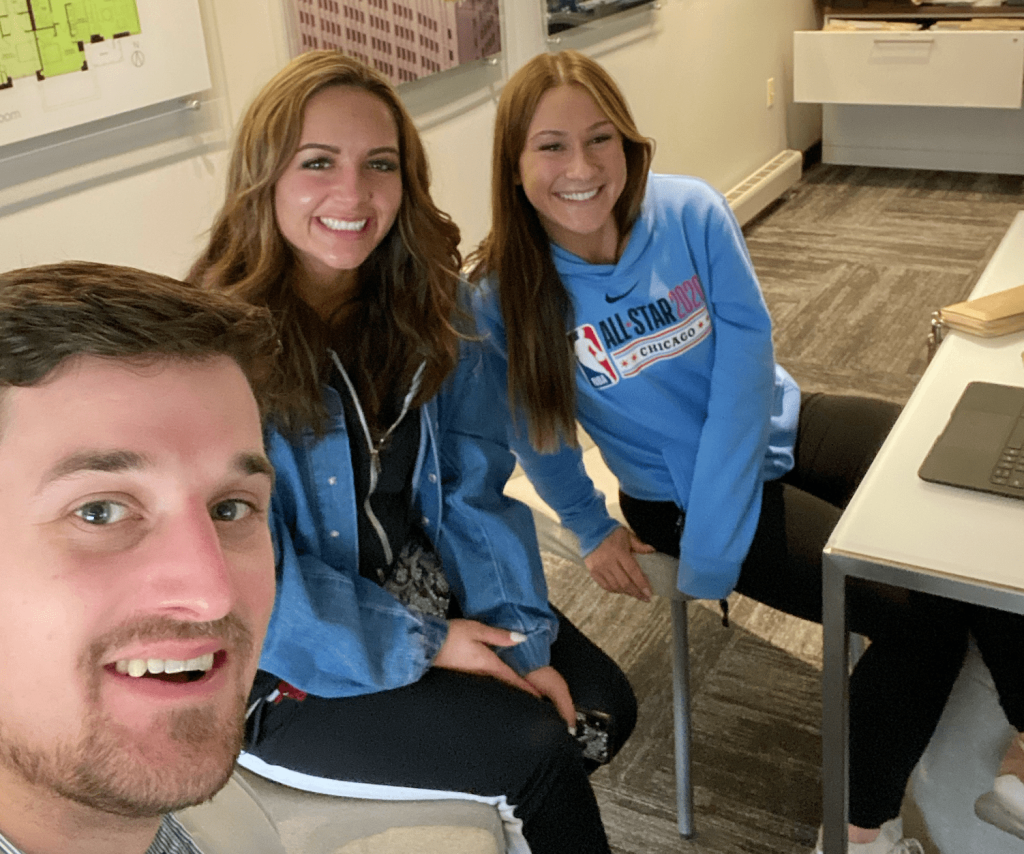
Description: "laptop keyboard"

(992, 417), (1024, 489)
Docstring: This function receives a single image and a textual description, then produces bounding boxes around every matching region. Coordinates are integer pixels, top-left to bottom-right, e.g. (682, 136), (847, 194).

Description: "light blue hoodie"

(474, 174), (800, 599)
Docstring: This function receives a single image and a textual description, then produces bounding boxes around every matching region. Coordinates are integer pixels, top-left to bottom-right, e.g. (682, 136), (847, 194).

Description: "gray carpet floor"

(542, 162), (1024, 853)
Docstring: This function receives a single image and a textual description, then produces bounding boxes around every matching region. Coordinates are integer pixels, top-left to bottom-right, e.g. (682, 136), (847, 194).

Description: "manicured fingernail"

(509, 631), (527, 644)
(568, 726), (577, 736)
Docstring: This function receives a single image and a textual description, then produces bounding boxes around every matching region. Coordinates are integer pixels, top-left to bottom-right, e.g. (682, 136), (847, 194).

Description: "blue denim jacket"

(257, 342), (558, 698)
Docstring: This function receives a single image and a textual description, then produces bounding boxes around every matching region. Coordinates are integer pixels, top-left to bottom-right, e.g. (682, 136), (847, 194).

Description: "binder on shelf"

(939, 282), (1024, 337)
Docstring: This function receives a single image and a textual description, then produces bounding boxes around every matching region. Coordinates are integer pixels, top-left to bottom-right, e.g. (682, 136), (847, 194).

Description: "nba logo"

(571, 324), (618, 389)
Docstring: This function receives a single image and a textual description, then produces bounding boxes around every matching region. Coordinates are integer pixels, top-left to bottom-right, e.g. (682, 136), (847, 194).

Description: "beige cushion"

(336, 825), (499, 854)
(175, 772), (287, 854)
(236, 768), (506, 854)
(176, 769), (505, 854)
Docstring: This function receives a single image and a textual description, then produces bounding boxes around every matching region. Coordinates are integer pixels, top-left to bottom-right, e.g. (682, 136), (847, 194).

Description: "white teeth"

(558, 189), (599, 202)
(187, 653), (215, 672)
(115, 652), (216, 678)
(319, 216), (367, 232)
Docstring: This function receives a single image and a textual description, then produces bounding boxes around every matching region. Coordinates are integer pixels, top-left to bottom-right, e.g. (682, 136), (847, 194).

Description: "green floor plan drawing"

(0, 0), (141, 88)
(0, 0), (208, 150)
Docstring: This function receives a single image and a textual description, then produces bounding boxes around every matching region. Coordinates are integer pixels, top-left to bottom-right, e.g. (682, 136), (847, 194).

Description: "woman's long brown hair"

(189, 51), (463, 438)
(467, 50), (653, 452)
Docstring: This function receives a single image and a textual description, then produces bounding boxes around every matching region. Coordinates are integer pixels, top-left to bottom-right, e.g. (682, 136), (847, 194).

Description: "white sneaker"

(975, 773), (1024, 841)
(813, 817), (924, 854)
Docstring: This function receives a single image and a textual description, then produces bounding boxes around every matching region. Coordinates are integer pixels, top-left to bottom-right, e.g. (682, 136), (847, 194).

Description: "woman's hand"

(584, 525), (655, 601)
(434, 624), (578, 730)
(433, 619), (541, 697)
(525, 665), (576, 729)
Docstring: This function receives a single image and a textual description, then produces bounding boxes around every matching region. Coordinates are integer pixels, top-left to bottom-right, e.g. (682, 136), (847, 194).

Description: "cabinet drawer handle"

(872, 37), (935, 44)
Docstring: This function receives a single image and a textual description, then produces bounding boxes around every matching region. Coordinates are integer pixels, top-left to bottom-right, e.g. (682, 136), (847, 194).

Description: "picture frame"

(285, 0), (501, 87)
(545, 0), (656, 36)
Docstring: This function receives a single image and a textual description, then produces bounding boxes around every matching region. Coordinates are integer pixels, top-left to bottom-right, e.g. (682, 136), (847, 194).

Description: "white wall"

(0, 0), (820, 276)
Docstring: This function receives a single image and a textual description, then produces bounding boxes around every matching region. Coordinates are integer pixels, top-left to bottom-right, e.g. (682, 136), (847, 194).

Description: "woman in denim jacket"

(189, 51), (635, 854)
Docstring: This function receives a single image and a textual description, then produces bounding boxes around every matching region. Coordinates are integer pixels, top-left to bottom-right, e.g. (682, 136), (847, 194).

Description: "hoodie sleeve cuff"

(676, 551), (743, 601)
(577, 514), (623, 558)
(495, 627), (555, 676)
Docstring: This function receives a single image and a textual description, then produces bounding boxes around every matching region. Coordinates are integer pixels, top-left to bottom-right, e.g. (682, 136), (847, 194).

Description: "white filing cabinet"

(793, 2), (1024, 174)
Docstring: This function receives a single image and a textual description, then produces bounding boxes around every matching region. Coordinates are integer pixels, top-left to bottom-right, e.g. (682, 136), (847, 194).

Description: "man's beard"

(0, 614), (253, 818)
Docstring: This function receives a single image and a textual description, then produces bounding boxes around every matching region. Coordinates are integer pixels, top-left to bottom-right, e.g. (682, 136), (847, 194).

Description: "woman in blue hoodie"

(190, 51), (634, 854)
(469, 49), (1024, 853)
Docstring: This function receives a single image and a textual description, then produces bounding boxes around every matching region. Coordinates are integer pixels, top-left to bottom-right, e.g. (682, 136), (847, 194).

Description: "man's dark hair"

(0, 261), (278, 406)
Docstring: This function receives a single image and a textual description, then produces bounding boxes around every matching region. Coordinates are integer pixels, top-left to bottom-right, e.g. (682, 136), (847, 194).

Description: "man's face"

(0, 355), (275, 818)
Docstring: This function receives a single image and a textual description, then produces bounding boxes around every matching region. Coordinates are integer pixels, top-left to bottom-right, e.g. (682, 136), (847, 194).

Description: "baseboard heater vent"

(725, 149), (802, 227)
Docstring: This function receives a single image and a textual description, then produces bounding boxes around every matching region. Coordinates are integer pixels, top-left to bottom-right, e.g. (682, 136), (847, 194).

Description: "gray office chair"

(530, 510), (695, 838)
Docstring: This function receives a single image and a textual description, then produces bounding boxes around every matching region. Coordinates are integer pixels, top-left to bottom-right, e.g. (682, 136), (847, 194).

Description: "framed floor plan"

(0, 0), (211, 149)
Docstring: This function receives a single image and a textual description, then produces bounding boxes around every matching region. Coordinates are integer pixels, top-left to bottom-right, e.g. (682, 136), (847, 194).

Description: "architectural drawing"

(0, 0), (140, 89)
(0, 0), (210, 150)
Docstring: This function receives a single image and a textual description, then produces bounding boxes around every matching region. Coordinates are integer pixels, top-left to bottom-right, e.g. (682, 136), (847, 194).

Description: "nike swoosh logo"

(605, 281), (638, 304)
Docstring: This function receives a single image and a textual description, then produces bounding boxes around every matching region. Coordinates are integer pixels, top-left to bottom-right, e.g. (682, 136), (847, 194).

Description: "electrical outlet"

(766, 77), (776, 108)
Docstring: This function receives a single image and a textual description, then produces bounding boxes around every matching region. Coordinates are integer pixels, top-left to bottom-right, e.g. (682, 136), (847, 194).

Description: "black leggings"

(621, 392), (1024, 829)
(243, 608), (635, 854)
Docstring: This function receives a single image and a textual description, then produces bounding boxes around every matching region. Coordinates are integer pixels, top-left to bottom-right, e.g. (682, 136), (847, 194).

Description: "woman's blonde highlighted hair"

(468, 50), (653, 451)
(190, 51), (463, 437)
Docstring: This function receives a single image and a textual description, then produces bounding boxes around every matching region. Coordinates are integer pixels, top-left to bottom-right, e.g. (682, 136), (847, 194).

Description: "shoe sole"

(975, 791), (1024, 840)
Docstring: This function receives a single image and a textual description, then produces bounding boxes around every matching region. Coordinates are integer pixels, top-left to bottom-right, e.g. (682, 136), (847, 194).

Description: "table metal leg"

(822, 553), (850, 854)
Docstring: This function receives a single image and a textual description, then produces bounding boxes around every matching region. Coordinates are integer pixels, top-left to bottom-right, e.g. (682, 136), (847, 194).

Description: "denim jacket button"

(428, 472), (437, 483)
(421, 516), (430, 527)
(328, 476), (337, 486)
(330, 530), (340, 538)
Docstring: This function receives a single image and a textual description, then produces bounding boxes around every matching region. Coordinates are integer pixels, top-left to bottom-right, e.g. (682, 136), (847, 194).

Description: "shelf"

(824, 2), (1024, 20)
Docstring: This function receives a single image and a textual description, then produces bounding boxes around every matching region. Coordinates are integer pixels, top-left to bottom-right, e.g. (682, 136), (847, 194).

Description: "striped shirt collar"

(0, 814), (201, 854)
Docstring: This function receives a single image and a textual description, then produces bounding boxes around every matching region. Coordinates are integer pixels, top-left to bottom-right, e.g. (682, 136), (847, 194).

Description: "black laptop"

(918, 381), (1024, 499)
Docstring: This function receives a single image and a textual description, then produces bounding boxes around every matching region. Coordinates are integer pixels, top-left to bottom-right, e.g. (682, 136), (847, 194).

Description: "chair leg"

(670, 597), (695, 838)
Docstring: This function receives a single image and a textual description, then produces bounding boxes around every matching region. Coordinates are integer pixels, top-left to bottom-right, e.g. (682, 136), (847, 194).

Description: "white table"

(821, 211), (1024, 853)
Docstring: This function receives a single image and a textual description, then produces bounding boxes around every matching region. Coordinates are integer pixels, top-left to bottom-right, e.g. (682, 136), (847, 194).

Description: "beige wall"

(0, 0), (820, 276)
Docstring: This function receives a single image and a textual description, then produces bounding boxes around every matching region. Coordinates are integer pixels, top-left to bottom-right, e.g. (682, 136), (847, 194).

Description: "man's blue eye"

(75, 501), (128, 525)
(212, 500), (252, 522)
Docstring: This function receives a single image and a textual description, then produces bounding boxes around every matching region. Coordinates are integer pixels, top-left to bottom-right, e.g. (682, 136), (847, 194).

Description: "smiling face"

(517, 83), (628, 265)
(274, 84), (403, 319)
(0, 355), (275, 822)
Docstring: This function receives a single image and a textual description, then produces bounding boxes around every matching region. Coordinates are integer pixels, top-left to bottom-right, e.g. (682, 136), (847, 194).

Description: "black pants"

(244, 608), (635, 854)
(621, 392), (1024, 829)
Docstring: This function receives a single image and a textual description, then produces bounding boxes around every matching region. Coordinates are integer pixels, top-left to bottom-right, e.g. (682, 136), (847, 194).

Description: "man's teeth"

(558, 189), (599, 202)
(319, 216), (367, 231)
(115, 653), (215, 678)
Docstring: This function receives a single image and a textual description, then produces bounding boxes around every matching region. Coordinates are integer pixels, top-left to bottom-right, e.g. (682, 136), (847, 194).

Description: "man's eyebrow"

(42, 450), (148, 487)
(39, 450), (274, 491)
(237, 452), (275, 486)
